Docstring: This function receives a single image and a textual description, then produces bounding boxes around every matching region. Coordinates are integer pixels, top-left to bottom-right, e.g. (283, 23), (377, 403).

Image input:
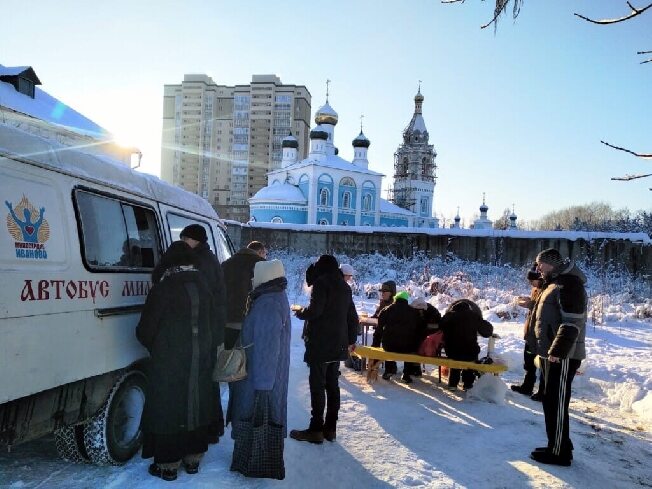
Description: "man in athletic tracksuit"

(530, 248), (587, 467)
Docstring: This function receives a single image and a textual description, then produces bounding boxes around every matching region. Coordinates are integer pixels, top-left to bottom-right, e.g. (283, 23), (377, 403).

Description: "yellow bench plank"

(351, 345), (508, 374)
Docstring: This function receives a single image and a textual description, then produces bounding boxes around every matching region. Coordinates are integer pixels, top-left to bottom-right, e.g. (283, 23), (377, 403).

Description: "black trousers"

(522, 346), (545, 393)
(542, 358), (581, 457)
(308, 362), (340, 431)
(384, 361), (420, 376)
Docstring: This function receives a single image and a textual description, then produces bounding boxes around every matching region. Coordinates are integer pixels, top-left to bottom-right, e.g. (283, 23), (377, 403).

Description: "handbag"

(230, 391), (285, 480)
(213, 338), (248, 382)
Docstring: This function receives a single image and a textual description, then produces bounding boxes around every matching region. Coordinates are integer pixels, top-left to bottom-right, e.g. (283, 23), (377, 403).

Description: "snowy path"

(1, 317), (650, 489)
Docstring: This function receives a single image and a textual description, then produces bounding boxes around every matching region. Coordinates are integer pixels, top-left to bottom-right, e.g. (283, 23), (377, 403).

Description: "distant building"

(161, 74), (311, 222)
(473, 194), (493, 229)
(388, 87), (438, 228)
(0, 64), (137, 165)
(249, 88), (434, 227)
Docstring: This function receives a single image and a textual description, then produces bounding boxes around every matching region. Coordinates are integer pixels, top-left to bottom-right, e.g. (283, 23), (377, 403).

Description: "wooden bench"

(351, 345), (508, 382)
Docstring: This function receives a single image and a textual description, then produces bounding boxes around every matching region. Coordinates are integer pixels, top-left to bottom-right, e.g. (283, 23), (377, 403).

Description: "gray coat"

(534, 262), (587, 360)
(228, 278), (291, 437)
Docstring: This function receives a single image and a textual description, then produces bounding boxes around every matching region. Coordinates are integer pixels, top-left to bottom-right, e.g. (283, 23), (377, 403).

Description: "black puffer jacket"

(440, 306), (493, 360)
(373, 298), (423, 353)
(297, 270), (359, 364)
(222, 248), (265, 323)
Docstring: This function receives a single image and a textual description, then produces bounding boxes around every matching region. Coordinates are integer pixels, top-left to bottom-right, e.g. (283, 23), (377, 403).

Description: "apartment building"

(161, 74), (311, 221)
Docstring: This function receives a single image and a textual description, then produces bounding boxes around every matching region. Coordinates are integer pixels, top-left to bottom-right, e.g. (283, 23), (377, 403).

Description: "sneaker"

(530, 449), (571, 466)
(289, 428), (324, 444)
(323, 429), (336, 442)
(510, 384), (534, 396)
(534, 446), (573, 460)
(382, 372), (393, 381)
(401, 374), (413, 384)
(148, 463), (178, 481)
(530, 391), (544, 402)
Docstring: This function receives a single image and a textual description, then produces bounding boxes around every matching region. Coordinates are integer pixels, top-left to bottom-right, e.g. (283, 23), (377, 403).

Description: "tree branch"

(574, 1), (652, 25)
(611, 173), (652, 181)
(601, 140), (652, 160)
(638, 50), (652, 64)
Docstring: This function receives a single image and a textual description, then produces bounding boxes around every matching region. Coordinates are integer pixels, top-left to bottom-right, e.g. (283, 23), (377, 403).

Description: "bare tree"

(444, 0), (651, 186)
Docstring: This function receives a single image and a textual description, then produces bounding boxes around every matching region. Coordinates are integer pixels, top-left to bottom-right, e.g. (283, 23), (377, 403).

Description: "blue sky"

(3, 0), (650, 225)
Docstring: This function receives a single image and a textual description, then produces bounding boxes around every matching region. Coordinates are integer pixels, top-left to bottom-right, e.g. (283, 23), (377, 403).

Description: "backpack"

(418, 331), (444, 357)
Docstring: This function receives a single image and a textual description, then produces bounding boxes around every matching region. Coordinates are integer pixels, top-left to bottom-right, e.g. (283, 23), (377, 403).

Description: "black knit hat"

(381, 280), (397, 295)
(180, 224), (208, 243)
(536, 248), (565, 268)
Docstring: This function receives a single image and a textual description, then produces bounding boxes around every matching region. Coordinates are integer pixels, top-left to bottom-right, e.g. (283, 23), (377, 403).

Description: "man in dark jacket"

(439, 299), (493, 391)
(290, 255), (358, 444)
(530, 248), (587, 467)
(372, 291), (423, 383)
(221, 241), (266, 349)
(180, 224), (227, 443)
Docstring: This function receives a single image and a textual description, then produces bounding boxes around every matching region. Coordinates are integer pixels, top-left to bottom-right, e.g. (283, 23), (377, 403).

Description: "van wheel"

(83, 371), (146, 465)
(54, 424), (90, 463)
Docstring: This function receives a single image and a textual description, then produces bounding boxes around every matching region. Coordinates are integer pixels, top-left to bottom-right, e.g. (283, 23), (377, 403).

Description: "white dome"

(250, 182), (307, 203)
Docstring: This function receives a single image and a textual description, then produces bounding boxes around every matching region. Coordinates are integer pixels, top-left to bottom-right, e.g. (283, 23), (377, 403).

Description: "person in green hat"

(372, 290), (423, 383)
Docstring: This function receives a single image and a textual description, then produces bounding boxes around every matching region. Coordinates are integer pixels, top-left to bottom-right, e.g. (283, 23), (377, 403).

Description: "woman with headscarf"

(136, 241), (215, 481)
(228, 259), (291, 480)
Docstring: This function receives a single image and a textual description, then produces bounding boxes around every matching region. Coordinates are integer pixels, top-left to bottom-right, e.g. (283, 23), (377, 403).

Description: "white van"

(0, 123), (234, 465)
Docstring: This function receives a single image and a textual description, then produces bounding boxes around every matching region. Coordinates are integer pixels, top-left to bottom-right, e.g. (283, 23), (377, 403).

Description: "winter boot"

(530, 390), (544, 402)
(401, 373), (413, 384)
(530, 449), (571, 466)
(290, 428), (324, 444)
(510, 384), (534, 396)
(148, 463), (179, 481)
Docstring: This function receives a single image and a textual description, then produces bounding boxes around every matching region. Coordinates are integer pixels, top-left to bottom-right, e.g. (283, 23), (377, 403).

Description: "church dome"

(309, 124), (329, 140)
(352, 130), (370, 148)
(314, 101), (338, 126)
(414, 89), (424, 103)
(281, 132), (299, 149)
(480, 203), (488, 213)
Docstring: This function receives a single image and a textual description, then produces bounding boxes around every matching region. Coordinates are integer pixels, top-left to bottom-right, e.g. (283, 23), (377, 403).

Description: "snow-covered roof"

(250, 182), (307, 203)
(0, 68), (107, 137)
(407, 113), (427, 133)
(275, 153), (384, 177)
(379, 198), (416, 216)
(0, 122), (217, 218)
(0, 66), (35, 78)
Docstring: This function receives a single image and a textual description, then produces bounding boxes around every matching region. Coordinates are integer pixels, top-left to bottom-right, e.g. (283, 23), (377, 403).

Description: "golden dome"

(314, 101), (338, 126)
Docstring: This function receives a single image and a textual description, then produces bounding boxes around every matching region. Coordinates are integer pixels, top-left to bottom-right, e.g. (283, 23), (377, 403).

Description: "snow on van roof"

(0, 122), (217, 219)
(0, 70), (106, 138)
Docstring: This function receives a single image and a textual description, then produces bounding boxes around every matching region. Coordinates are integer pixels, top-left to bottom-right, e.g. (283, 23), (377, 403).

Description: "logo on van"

(5, 196), (50, 260)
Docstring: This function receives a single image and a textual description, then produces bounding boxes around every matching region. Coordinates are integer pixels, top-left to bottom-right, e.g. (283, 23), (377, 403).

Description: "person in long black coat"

(136, 241), (215, 481)
(439, 299), (493, 391)
(179, 224), (227, 443)
(290, 255), (358, 444)
(372, 291), (423, 383)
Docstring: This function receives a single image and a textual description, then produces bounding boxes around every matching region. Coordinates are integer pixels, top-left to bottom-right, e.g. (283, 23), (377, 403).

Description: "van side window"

(168, 213), (214, 250)
(75, 190), (161, 270)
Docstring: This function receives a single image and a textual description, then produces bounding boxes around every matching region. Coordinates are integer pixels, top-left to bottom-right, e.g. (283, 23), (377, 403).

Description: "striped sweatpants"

(542, 358), (581, 456)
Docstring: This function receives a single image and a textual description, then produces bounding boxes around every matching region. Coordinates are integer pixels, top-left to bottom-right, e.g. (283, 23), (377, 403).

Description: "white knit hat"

(252, 259), (285, 288)
(340, 263), (355, 276)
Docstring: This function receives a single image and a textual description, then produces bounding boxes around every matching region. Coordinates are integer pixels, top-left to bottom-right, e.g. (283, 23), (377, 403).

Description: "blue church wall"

(316, 210), (332, 225)
(317, 173), (334, 206)
(337, 213), (356, 226)
(380, 215), (410, 227)
(362, 191), (375, 211)
(338, 187), (357, 210)
(252, 207), (307, 224)
(360, 214), (375, 226)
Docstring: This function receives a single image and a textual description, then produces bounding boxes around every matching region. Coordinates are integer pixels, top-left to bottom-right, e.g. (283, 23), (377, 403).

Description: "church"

(249, 88), (439, 228)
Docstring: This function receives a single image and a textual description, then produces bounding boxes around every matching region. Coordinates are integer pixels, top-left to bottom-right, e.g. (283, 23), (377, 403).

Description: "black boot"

(148, 463), (178, 481)
(510, 384), (534, 396)
(289, 428), (324, 444)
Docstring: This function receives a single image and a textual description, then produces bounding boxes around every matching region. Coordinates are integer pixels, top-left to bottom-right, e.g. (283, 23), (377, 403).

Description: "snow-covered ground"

(1, 253), (651, 488)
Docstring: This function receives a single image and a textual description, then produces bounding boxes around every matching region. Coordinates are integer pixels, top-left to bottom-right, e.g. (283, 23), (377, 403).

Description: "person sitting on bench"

(439, 299), (493, 391)
(372, 291), (423, 384)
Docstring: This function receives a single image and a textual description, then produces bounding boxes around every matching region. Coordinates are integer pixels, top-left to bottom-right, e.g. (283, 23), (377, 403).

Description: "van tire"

(54, 424), (90, 463)
(83, 370), (146, 465)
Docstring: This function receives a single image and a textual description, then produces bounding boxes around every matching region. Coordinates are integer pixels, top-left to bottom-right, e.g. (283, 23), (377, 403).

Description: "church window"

(319, 219), (328, 225)
(342, 191), (351, 209)
(271, 216), (283, 223)
(421, 198), (428, 215)
(319, 188), (329, 206)
(363, 194), (372, 211)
